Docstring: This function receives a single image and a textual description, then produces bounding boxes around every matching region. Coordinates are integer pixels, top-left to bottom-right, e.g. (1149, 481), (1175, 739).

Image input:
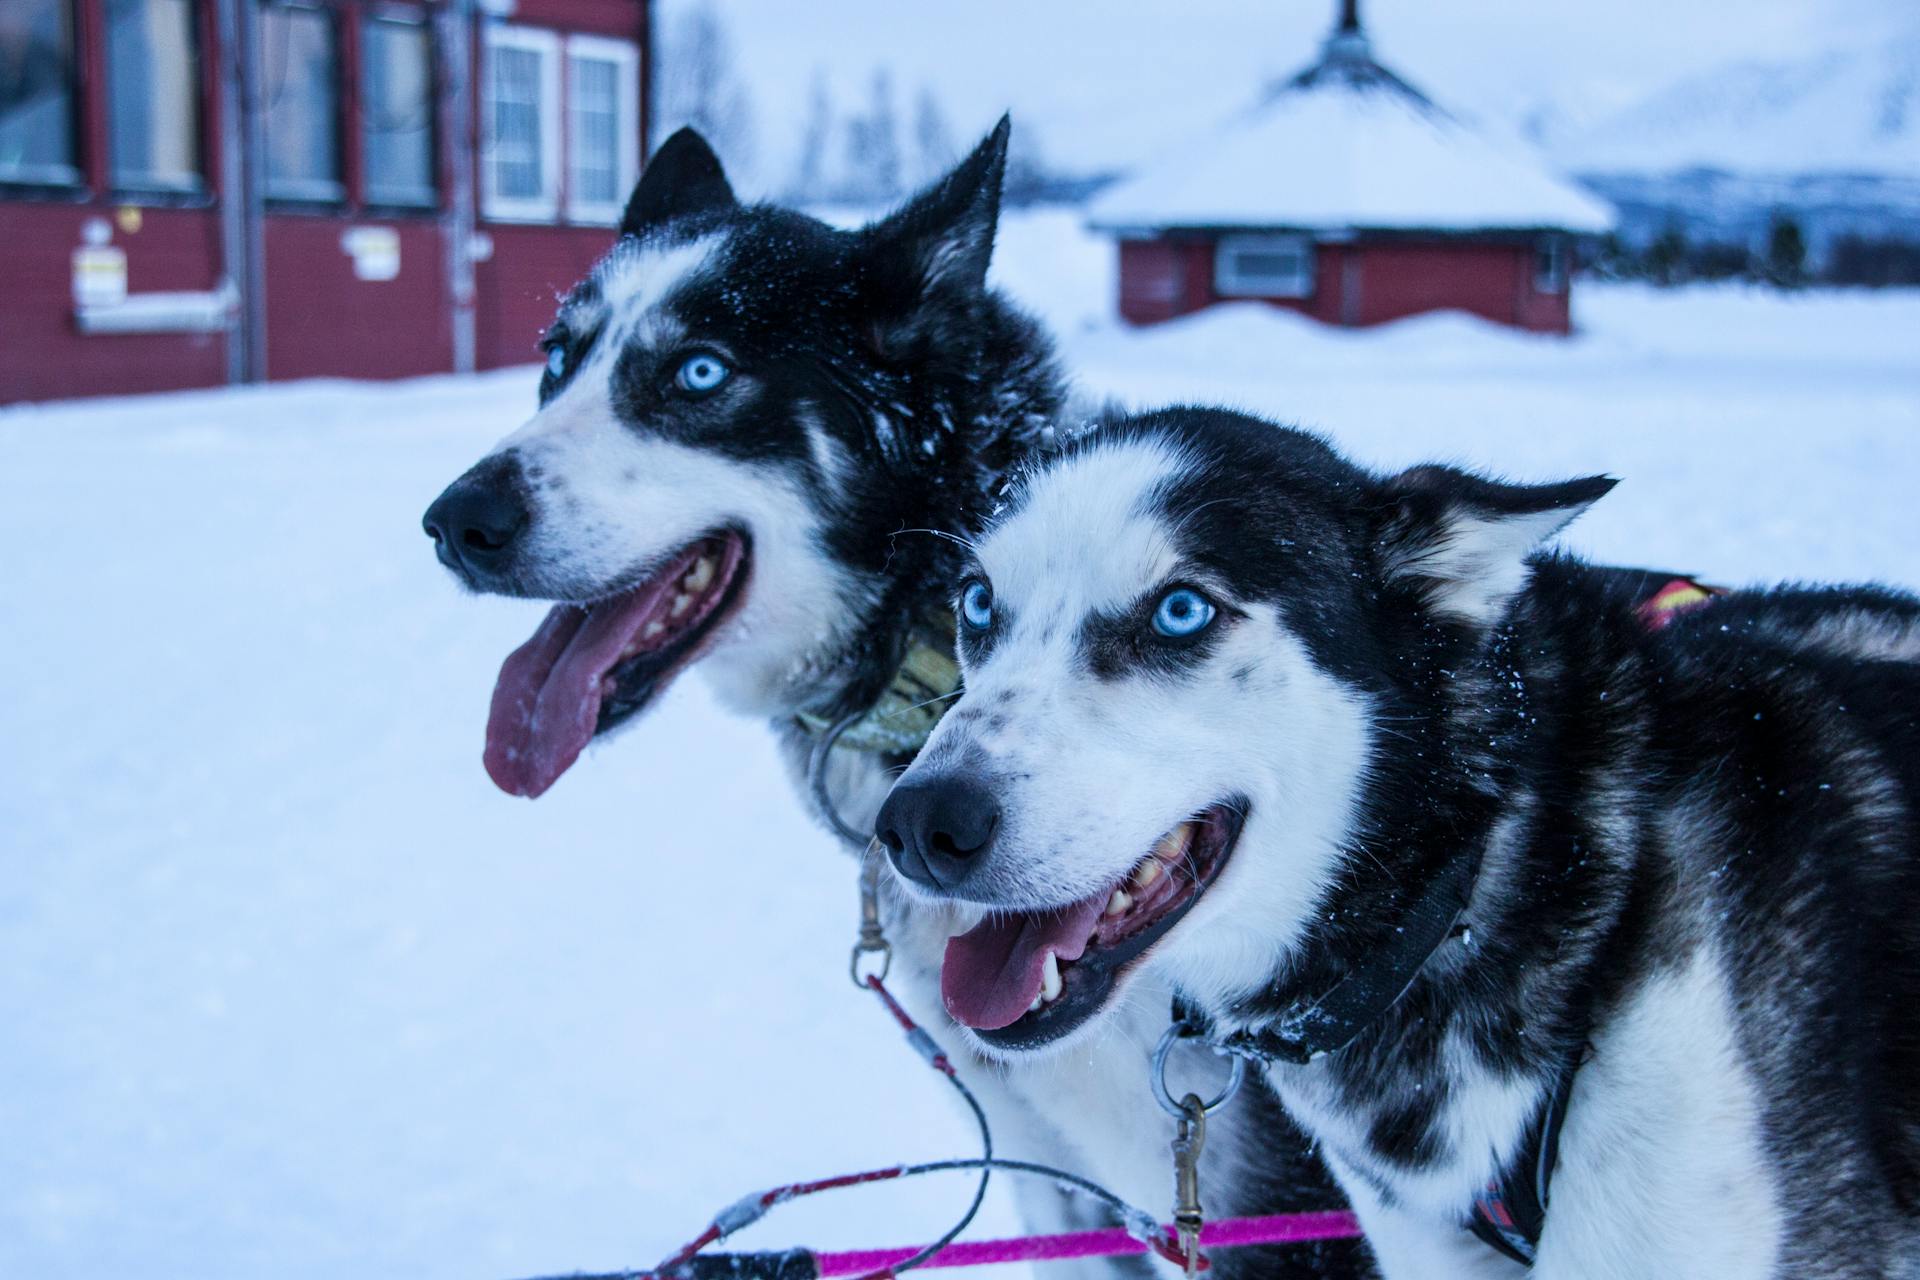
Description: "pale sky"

(663, 0), (1915, 191)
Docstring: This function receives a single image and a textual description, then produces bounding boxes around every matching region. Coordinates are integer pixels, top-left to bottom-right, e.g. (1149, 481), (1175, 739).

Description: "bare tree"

(911, 85), (955, 186)
(842, 67), (901, 202)
(1003, 117), (1055, 204)
(788, 68), (832, 201)
(653, 2), (756, 175)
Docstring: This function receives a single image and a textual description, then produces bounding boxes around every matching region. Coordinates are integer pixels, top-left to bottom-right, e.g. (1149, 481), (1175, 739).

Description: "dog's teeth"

(669, 593), (693, 618)
(1155, 822), (1195, 863)
(1106, 888), (1133, 916)
(684, 557), (716, 592)
(1029, 991), (1044, 1013)
(1040, 950), (1063, 1002)
(642, 620), (666, 639)
(1131, 858), (1163, 890)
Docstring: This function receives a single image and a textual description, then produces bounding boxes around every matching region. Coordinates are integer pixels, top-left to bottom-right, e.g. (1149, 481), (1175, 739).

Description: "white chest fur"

(1537, 950), (1782, 1279)
(1257, 946), (1786, 1280)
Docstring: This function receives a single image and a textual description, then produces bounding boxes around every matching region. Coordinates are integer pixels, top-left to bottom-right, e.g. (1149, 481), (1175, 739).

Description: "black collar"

(1201, 848), (1479, 1066)
(1172, 847), (1586, 1268)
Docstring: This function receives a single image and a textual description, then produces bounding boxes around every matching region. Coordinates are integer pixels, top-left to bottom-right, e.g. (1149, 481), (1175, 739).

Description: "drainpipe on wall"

(638, 0), (653, 160)
(212, 0), (262, 383)
(439, 0), (479, 374)
(230, 0), (269, 381)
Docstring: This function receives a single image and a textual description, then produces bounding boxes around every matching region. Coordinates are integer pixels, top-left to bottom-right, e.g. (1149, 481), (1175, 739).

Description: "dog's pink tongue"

(484, 579), (676, 797)
(942, 896), (1106, 1030)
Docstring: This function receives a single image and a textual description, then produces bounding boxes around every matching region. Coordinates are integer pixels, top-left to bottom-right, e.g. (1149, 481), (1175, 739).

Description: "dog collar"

(1186, 846), (1576, 1268)
(796, 610), (960, 759)
(1208, 847), (1479, 1066)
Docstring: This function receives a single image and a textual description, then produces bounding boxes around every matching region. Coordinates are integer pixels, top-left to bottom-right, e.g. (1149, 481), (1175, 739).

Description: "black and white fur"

(424, 132), (1360, 1277)
(889, 406), (1920, 1279)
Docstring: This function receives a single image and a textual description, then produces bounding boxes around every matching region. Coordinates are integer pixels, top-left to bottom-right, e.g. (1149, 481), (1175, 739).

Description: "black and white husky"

(878, 405), (1920, 1278)
(423, 130), (1359, 1276)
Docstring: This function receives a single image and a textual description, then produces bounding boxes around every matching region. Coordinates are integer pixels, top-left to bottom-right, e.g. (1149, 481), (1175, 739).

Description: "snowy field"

(3, 210), (1918, 1280)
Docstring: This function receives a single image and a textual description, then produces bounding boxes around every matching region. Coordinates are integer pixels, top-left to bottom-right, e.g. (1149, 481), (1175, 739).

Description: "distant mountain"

(1517, 32), (1920, 264)
(1551, 31), (1920, 178)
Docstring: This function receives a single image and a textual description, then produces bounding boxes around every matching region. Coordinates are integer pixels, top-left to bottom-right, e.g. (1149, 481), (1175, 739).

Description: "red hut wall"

(1117, 238), (1212, 325)
(263, 218), (455, 381)
(1115, 233), (1573, 335)
(475, 226), (624, 371)
(0, 203), (231, 403)
(1350, 240), (1569, 334)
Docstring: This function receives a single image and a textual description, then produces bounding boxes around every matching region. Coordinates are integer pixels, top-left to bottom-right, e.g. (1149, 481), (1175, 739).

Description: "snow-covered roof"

(1088, 23), (1614, 236)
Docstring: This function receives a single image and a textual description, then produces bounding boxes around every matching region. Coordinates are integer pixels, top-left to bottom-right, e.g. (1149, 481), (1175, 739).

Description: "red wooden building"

(1088, 0), (1612, 334)
(0, 0), (649, 404)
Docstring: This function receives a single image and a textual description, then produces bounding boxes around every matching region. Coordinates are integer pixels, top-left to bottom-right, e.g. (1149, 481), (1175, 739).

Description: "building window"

(482, 25), (559, 222)
(1214, 234), (1315, 298)
(106, 0), (204, 192)
(258, 2), (343, 202)
(565, 35), (638, 225)
(362, 13), (435, 208)
(0, 0), (80, 185)
(1535, 236), (1568, 293)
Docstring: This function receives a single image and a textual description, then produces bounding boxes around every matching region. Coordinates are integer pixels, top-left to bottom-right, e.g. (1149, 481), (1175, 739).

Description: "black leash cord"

(865, 1057), (994, 1280)
(516, 1156), (1165, 1280)
(807, 708), (878, 847)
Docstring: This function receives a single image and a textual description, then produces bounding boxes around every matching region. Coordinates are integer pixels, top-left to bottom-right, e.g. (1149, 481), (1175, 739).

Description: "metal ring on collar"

(808, 707), (874, 847)
(849, 939), (893, 987)
(1151, 1021), (1248, 1119)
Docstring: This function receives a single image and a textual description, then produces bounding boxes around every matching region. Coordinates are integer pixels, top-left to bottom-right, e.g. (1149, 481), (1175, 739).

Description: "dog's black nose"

(423, 455), (529, 581)
(877, 776), (1000, 892)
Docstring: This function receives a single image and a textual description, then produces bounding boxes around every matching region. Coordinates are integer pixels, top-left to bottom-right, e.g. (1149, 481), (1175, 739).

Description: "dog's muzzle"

(876, 773), (1001, 892)
(423, 452), (531, 586)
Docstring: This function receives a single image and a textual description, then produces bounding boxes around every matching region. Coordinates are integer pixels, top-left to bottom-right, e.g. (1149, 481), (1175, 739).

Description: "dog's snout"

(423, 455), (530, 582)
(877, 776), (1000, 892)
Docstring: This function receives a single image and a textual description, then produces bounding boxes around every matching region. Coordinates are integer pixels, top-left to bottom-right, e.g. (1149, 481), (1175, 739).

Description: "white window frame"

(1214, 233), (1316, 299)
(563, 34), (640, 226)
(481, 24), (561, 223)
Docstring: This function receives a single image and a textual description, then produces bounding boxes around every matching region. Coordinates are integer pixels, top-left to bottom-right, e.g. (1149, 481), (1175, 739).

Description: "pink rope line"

(813, 1211), (1364, 1275)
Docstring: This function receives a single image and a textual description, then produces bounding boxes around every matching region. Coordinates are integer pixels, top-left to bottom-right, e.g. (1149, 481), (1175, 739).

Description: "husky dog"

(879, 406), (1920, 1279)
(422, 130), (1360, 1276)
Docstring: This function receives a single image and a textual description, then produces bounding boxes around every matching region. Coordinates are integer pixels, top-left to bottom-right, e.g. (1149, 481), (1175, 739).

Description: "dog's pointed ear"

(621, 128), (736, 238)
(1375, 466), (1617, 627)
(855, 115), (1010, 330)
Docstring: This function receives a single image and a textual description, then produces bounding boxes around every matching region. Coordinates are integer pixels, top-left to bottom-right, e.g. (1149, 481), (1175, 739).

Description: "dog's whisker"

(891, 525), (981, 554)
(882, 688), (966, 720)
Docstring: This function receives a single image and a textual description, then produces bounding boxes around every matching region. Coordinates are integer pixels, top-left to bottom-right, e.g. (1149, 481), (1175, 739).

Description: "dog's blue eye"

(1151, 588), (1215, 639)
(676, 353), (731, 395)
(961, 580), (993, 631)
(545, 346), (567, 379)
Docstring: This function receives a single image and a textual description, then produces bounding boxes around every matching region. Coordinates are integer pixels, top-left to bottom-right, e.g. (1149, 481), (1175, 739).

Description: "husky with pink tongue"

(484, 535), (747, 797)
(940, 820), (1214, 1034)
(423, 123), (1361, 1280)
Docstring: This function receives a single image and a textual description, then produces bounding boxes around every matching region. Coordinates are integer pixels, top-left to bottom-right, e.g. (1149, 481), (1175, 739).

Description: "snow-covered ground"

(3, 210), (1917, 1280)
